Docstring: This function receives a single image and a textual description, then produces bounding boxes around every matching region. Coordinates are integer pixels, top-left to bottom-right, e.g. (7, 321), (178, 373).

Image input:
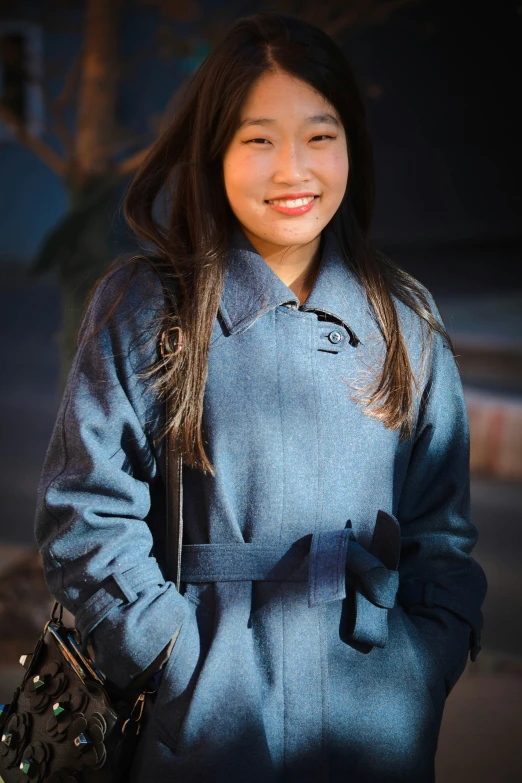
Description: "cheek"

(222, 156), (236, 191)
(223, 153), (261, 196)
(222, 158), (264, 217)
(324, 151), (349, 192)
(222, 163), (244, 211)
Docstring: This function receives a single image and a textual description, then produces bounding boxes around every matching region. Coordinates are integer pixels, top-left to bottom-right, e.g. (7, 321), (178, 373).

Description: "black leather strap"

(165, 414), (183, 591)
(160, 265), (184, 591)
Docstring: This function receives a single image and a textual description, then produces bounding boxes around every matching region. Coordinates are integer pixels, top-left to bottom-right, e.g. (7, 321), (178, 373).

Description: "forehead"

(238, 70), (340, 125)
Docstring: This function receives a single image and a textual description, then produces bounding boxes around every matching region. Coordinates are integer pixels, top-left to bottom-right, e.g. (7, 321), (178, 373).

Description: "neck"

(241, 229), (323, 301)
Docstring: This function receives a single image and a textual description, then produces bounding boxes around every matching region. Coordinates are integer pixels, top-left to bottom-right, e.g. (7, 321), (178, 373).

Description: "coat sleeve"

(396, 301), (488, 695)
(34, 261), (191, 691)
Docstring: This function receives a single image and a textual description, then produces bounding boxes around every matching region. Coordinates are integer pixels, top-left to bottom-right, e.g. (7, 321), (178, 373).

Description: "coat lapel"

(219, 222), (374, 345)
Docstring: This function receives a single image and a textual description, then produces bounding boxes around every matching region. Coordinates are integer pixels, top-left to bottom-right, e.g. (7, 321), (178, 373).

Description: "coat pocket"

(395, 605), (447, 724)
(327, 598), (442, 775)
(150, 584), (215, 752)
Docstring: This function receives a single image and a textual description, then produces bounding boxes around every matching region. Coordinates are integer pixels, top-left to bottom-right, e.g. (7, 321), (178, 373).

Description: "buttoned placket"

(208, 225), (375, 778)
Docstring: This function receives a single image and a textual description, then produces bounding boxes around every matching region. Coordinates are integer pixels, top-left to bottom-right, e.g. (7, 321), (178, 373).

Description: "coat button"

(328, 330), (343, 344)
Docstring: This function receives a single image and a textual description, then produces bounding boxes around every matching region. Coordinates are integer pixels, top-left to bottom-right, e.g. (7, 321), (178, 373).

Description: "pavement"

(436, 658), (522, 782)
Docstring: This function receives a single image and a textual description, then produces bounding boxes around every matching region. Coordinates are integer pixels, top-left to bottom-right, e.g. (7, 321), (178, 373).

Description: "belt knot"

(308, 510), (400, 648)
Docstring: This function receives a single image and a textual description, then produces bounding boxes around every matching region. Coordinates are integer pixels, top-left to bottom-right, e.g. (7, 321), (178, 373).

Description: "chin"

(255, 220), (324, 239)
(265, 224), (325, 245)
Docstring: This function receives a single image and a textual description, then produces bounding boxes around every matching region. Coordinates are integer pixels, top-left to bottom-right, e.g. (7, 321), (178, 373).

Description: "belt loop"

(113, 572), (138, 603)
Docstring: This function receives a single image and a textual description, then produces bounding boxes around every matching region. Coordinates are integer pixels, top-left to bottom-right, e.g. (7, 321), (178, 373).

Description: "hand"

(122, 625), (181, 701)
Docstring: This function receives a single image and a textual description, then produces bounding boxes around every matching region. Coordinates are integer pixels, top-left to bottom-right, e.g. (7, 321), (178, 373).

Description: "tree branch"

(0, 103), (67, 177)
(158, 78), (188, 134)
(115, 144), (153, 176)
(49, 49), (84, 157)
(54, 50), (83, 110)
(34, 81), (74, 160)
(115, 74), (189, 176)
(324, 0), (419, 38)
(103, 129), (156, 158)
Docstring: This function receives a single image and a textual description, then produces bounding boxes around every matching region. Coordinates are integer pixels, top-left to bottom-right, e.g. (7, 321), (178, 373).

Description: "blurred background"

(0, 0), (521, 780)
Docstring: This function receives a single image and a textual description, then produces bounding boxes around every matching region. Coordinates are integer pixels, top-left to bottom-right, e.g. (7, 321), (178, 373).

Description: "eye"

(243, 135), (336, 145)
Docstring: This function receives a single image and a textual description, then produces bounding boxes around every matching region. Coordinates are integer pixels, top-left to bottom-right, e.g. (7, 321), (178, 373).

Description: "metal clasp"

(121, 686), (156, 736)
(50, 601), (63, 623)
(159, 326), (183, 359)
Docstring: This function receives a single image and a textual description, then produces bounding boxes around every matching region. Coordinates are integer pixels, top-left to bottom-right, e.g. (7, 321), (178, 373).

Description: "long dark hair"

(103, 11), (451, 475)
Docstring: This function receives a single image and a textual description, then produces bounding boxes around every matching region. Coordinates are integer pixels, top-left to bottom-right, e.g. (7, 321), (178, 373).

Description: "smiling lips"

(266, 195), (319, 215)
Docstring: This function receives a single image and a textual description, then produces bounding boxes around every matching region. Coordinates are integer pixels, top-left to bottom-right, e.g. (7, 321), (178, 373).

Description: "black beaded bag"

(0, 270), (184, 783)
(0, 607), (152, 783)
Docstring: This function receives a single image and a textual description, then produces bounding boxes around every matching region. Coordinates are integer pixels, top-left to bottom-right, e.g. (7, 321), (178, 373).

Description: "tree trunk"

(53, 0), (124, 389)
(74, 0), (120, 184)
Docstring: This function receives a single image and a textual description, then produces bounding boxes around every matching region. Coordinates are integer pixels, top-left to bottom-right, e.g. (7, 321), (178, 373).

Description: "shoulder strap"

(165, 410), (183, 592)
(154, 259), (184, 592)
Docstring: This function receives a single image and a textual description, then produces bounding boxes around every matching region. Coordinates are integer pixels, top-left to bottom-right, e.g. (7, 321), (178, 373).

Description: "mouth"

(265, 195), (319, 216)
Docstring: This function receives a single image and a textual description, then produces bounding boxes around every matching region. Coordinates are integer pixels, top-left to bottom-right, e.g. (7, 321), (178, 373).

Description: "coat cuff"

(398, 568), (486, 664)
(75, 559), (191, 690)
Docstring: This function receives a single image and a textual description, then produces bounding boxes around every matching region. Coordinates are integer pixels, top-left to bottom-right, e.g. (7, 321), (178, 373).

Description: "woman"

(35, 11), (487, 783)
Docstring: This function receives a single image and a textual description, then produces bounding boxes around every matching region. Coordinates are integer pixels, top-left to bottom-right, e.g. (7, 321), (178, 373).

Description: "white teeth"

(268, 196), (316, 207)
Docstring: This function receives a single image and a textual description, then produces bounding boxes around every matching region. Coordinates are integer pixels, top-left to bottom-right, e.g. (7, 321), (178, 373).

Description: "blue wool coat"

(34, 223), (487, 783)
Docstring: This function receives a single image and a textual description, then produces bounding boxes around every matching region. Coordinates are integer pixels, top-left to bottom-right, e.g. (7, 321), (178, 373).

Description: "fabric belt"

(180, 510), (401, 649)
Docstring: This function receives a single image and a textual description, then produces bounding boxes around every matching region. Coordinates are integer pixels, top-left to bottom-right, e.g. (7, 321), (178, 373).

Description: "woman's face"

(222, 69), (349, 254)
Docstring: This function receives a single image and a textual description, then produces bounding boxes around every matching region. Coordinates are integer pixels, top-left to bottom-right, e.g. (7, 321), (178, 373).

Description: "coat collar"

(219, 222), (373, 345)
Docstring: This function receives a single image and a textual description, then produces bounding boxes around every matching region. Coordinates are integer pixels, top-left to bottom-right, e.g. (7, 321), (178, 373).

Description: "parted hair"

(90, 11), (451, 476)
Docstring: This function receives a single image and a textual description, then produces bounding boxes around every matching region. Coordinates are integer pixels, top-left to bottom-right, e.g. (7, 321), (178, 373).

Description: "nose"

(272, 140), (310, 184)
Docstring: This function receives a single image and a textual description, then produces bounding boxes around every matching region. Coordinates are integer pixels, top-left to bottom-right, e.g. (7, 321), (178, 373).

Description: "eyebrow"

(238, 113), (341, 130)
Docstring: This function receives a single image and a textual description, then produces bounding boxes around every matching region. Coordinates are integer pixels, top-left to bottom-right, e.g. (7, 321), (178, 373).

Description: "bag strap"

(165, 412), (183, 591)
(159, 264), (184, 591)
